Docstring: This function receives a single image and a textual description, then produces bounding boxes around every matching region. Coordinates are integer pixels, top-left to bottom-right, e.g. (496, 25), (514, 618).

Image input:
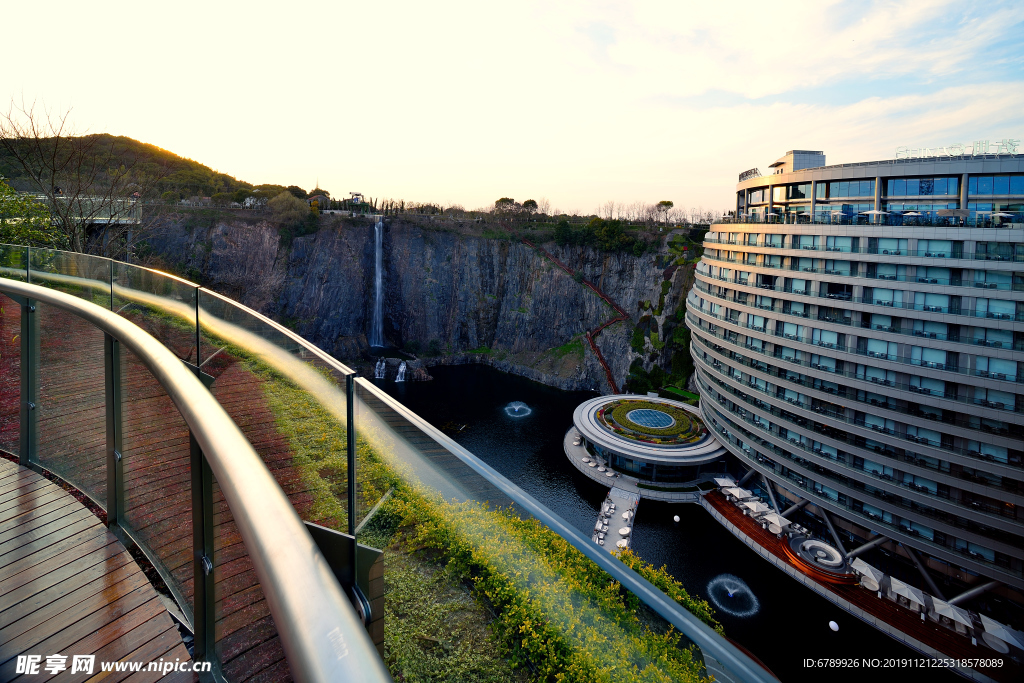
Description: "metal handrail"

(0, 277), (390, 683)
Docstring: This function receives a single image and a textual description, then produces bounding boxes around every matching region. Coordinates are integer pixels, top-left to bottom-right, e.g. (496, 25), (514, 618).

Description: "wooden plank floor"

(0, 458), (191, 682)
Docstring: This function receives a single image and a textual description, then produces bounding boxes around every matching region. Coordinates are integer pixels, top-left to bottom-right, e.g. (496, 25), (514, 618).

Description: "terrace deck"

(0, 457), (191, 682)
(703, 490), (1022, 683)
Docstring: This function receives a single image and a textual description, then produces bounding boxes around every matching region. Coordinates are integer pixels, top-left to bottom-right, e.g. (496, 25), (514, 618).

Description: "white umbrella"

(742, 501), (771, 515)
(619, 527), (631, 536)
(860, 210), (889, 215)
(714, 477), (736, 488)
(762, 512), (791, 528)
(616, 539), (628, 548)
(890, 577), (926, 606)
(931, 598), (973, 627)
(850, 558), (885, 582)
(980, 614), (1024, 650)
(991, 212), (1015, 217)
(902, 211), (923, 216)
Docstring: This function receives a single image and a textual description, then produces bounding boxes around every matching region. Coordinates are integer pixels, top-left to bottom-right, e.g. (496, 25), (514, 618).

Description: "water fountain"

(503, 401), (532, 418)
(706, 574), (760, 618)
(369, 217), (384, 347)
(395, 361), (407, 382)
(374, 358), (386, 379)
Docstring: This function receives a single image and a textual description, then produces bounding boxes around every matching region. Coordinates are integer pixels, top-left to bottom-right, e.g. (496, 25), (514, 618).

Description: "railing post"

(104, 333), (125, 535)
(347, 373), (358, 575)
(18, 298), (38, 469)
(191, 432), (216, 666)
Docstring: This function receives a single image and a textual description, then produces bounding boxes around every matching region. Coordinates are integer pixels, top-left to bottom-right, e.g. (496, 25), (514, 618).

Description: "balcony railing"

(698, 397), (1023, 581)
(0, 244), (775, 683)
(712, 215), (1024, 228)
(693, 271), (1024, 322)
(686, 317), (1024, 459)
(703, 239), (1024, 263)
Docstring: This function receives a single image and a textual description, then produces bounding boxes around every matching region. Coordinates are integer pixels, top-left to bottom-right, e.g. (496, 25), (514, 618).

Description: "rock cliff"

(144, 215), (693, 393)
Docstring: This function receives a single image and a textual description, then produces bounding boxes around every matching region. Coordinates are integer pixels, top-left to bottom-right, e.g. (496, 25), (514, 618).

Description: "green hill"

(0, 133), (290, 201)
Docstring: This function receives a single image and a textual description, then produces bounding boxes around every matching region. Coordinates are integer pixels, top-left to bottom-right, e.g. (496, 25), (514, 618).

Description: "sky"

(3, 0), (1023, 215)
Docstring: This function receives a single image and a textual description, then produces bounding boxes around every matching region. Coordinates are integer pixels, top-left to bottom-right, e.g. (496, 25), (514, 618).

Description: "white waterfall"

(374, 358), (386, 379)
(369, 217), (384, 347)
(395, 361), (407, 382)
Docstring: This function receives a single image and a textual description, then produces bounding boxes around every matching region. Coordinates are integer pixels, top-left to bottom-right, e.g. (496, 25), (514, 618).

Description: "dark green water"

(381, 364), (958, 682)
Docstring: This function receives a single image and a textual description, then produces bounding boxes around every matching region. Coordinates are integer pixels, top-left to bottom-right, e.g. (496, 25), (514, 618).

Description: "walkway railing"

(0, 244), (778, 683)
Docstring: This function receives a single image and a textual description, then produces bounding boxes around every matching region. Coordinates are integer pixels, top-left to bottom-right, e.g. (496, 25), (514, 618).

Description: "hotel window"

(828, 180), (875, 198)
(885, 177), (958, 196)
(787, 183), (811, 200)
(969, 175), (1024, 195)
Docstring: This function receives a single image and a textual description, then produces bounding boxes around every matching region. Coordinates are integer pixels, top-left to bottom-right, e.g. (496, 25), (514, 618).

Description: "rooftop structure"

(570, 395), (728, 495)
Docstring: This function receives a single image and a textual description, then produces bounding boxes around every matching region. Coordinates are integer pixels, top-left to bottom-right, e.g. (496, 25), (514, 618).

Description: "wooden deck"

(704, 490), (1023, 683)
(0, 458), (191, 682)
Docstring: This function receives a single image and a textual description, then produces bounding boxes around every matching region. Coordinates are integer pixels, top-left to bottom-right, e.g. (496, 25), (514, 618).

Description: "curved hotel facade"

(688, 150), (1024, 612)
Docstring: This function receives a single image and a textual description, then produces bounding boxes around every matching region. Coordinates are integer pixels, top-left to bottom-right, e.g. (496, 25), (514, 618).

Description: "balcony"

(0, 245), (779, 683)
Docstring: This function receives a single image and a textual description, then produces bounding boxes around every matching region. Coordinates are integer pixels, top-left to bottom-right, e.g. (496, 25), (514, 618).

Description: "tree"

(0, 99), (167, 255)
(522, 199), (538, 215)
(656, 200), (674, 223)
(0, 177), (64, 247)
(537, 198), (551, 216)
(286, 185), (308, 199)
(269, 191), (309, 225)
(494, 197), (516, 212)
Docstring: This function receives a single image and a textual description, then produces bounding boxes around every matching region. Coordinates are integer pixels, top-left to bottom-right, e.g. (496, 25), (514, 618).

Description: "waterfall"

(369, 217), (384, 347)
(374, 358), (386, 379)
(395, 361), (407, 382)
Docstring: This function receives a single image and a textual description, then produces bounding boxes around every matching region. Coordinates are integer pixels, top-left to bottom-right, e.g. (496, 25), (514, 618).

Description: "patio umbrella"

(990, 212), (1014, 217)
(714, 477), (736, 488)
(980, 614), (1024, 650)
(902, 212), (923, 216)
(742, 501), (771, 515)
(931, 598), (973, 627)
(937, 209), (970, 217)
(860, 210), (889, 215)
(890, 577), (927, 606)
(762, 512), (791, 528)
(850, 558), (885, 583)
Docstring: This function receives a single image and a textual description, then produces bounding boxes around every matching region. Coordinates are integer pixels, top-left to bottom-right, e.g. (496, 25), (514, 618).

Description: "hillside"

(0, 133), (286, 200)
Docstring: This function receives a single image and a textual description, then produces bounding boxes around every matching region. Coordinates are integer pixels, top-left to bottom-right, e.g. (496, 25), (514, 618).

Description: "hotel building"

(688, 149), (1024, 621)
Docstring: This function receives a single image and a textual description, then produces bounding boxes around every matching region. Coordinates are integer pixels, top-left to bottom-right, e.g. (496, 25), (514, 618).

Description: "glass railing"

(700, 254), (1019, 291)
(693, 271), (1024, 322)
(705, 240), (1024, 262)
(690, 283), (1024, 352)
(698, 396), (1023, 581)
(685, 311), (1024, 419)
(0, 244), (774, 683)
(693, 370), (1021, 530)
(712, 215), (1023, 228)
(686, 315), (1024, 460)
(686, 302), (1024, 387)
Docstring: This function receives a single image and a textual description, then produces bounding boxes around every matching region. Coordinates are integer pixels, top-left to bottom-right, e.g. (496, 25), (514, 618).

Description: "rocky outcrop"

(143, 214), (689, 393)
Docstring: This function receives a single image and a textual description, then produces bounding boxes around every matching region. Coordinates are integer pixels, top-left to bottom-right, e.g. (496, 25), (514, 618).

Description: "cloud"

(0, 0), (1021, 211)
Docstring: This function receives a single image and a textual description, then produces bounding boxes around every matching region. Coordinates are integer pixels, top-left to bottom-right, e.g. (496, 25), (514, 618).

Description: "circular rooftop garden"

(595, 399), (707, 445)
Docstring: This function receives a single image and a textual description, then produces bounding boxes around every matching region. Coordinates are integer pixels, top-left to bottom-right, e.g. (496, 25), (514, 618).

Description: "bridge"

(0, 243), (778, 682)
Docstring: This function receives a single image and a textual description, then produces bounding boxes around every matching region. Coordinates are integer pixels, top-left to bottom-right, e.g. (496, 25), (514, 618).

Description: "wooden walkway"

(0, 458), (191, 682)
(704, 490), (1023, 683)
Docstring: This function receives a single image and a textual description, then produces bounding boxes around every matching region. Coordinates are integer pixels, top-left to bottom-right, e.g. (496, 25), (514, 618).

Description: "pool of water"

(381, 364), (958, 681)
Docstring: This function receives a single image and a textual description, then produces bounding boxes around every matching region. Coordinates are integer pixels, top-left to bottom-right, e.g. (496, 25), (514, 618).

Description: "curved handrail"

(0, 277), (391, 683)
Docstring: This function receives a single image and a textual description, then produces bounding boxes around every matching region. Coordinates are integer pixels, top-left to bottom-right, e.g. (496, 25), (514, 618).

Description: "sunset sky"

(4, 0), (1023, 214)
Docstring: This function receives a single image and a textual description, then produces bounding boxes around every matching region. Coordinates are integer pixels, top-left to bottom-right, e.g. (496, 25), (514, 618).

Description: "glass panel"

(350, 377), (720, 680)
(28, 248), (111, 306)
(119, 346), (194, 609)
(993, 176), (1009, 194)
(34, 301), (106, 504)
(0, 293), (19, 456)
(113, 263), (198, 363)
(0, 244), (29, 281)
